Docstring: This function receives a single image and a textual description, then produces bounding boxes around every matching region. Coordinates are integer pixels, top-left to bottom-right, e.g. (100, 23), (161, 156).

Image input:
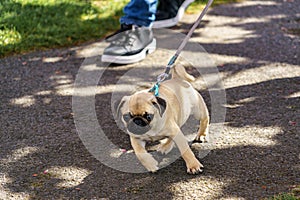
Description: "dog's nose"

(133, 117), (147, 127)
(128, 117), (150, 135)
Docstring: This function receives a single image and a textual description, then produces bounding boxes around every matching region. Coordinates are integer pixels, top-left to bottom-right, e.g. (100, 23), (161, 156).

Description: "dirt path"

(0, 0), (299, 199)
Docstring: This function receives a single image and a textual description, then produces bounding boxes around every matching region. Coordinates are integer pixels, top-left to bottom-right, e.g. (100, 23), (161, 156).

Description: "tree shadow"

(171, 0), (299, 67)
(200, 0), (300, 65)
(0, 0), (299, 199)
(1, 48), (298, 199)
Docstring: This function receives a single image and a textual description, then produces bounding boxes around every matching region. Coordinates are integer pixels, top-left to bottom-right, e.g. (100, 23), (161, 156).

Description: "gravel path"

(0, 0), (299, 199)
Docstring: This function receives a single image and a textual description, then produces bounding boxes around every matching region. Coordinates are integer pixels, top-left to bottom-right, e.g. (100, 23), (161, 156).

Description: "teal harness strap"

(149, 83), (160, 97)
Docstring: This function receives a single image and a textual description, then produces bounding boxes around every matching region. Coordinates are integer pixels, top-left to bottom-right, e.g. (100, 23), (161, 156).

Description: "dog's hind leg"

(147, 138), (174, 154)
(193, 93), (210, 143)
(157, 138), (174, 154)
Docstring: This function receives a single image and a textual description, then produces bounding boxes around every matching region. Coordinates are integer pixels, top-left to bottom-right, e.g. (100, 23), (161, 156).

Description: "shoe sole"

(101, 39), (156, 64)
(152, 0), (195, 29)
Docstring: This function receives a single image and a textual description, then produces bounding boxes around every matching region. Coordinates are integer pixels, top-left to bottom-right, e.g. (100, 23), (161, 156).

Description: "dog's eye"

(123, 113), (132, 122)
(143, 113), (154, 122)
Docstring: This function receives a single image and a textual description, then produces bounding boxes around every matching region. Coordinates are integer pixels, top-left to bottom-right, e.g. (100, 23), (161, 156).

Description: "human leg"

(121, 0), (158, 27)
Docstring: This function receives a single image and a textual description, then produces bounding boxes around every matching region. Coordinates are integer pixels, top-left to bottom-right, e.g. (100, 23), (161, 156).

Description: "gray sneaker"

(102, 24), (156, 64)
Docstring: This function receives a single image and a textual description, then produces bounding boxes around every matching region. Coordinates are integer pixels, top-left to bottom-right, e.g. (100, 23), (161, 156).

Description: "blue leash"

(149, 0), (214, 96)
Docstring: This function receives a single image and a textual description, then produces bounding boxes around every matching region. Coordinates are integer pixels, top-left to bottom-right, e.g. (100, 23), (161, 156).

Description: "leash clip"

(149, 66), (171, 96)
(157, 72), (169, 83)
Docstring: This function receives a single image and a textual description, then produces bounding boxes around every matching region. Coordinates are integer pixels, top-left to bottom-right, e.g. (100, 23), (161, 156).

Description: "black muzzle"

(127, 116), (150, 135)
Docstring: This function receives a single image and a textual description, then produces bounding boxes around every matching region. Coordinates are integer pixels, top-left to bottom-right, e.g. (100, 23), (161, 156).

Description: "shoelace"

(111, 27), (138, 48)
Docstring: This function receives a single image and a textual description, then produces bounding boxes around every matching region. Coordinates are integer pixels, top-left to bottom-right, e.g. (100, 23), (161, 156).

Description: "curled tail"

(172, 64), (195, 82)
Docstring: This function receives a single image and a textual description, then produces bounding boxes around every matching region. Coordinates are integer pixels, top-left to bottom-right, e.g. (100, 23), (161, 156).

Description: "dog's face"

(117, 92), (166, 135)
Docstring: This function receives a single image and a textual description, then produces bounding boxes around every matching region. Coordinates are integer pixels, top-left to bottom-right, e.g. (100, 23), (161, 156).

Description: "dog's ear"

(152, 96), (167, 117)
(115, 96), (129, 119)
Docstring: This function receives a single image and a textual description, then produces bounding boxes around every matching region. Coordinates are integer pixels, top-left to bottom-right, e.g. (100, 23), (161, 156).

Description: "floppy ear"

(115, 96), (129, 119)
(152, 96), (167, 117)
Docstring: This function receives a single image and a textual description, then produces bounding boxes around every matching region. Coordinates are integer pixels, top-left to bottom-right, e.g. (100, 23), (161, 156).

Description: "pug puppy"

(117, 65), (209, 174)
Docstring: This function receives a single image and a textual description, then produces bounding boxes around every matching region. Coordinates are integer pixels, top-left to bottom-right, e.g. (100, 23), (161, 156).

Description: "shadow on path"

(0, 0), (299, 199)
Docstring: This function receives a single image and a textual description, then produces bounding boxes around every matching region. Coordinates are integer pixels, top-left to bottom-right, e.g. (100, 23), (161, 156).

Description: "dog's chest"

(135, 134), (168, 142)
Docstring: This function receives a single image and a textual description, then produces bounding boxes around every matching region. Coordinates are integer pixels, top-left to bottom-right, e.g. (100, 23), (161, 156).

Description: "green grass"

(269, 193), (298, 200)
(187, 0), (243, 13)
(0, 0), (241, 58)
(268, 185), (300, 200)
(0, 0), (129, 57)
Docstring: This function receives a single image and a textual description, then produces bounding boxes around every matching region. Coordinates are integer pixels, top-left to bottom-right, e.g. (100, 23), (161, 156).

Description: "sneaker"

(152, 0), (195, 28)
(102, 24), (156, 64)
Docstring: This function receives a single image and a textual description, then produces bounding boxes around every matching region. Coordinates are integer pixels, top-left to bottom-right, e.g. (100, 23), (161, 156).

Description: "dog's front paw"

(136, 153), (159, 172)
(186, 159), (204, 174)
